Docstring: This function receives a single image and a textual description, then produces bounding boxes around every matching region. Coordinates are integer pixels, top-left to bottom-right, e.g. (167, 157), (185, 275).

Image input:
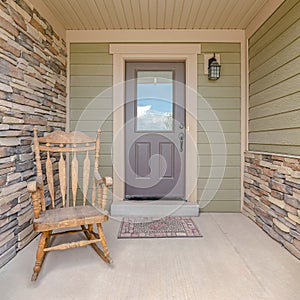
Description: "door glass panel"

(136, 71), (173, 131)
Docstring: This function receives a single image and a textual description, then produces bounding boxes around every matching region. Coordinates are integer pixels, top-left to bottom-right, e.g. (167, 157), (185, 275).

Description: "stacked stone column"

(244, 151), (300, 259)
(0, 0), (66, 267)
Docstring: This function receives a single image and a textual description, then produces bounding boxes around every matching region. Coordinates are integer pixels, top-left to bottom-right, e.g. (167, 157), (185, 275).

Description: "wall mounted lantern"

(208, 54), (221, 80)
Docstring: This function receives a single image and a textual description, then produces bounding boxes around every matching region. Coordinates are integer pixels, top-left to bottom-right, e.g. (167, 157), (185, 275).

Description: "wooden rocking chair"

(28, 128), (112, 281)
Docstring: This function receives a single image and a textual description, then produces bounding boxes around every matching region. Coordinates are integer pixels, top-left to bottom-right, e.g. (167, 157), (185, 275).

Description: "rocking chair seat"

(33, 206), (108, 232)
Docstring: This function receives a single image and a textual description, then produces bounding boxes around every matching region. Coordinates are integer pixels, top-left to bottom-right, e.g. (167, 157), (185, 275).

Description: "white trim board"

(110, 44), (200, 203)
(66, 29), (244, 43)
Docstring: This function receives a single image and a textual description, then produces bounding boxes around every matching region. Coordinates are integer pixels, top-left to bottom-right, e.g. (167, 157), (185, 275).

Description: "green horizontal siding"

(200, 200), (241, 212)
(197, 43), (241, 212)
(198, 166), (241, 179)
(70, 87), (112, 98)
(198, 132), (241, 144)
(249, 57), (300, 96)
(249, 0), (299, 46)
(198, 98), (240, 110)
(70, 121), (112, 133)
(198, 87), (241, 98)
(198, 155), (241, 167)
(70, 43), (109, 53)
(198, 121), (241, 133)
(249, 128), (300, 145)
(71, 98), (113, 110)
(248, 0), (300, 156)
(249, 0), (300, 58)
(249, 38), (300, 84)
(71, 65), (113, 76)
(70, 109), (112, 121)
(249, 110), (300, 132)
(249, 75), (300, 107)
(70, 53), (113, 64)
(197, 110), (241, 121)
(197, 144), (240, 155)
(70, 43), (113, 179)
(70, 76), (113, 87)
(198, 178), (241, 190)
(249, 93), (300, 119)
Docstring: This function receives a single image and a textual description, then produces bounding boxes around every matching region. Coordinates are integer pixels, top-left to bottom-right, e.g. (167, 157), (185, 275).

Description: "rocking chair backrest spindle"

(33, 128), (102, 214)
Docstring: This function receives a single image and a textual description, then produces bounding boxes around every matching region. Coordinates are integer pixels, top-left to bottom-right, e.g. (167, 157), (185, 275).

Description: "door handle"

(178, 133), (184, 152)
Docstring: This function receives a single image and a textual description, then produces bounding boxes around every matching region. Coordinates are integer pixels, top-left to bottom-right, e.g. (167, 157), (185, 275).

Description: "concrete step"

(110, 200), (200, 217)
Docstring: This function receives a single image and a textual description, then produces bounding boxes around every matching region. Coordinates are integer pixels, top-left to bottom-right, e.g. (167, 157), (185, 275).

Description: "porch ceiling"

(40, 0), (270, 30)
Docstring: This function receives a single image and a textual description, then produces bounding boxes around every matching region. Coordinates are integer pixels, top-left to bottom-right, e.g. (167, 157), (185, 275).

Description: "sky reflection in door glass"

(136, 71), (173, 131)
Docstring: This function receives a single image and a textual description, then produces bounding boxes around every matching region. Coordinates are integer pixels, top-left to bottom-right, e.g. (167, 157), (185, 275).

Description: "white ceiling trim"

(66, 29), (244, 43)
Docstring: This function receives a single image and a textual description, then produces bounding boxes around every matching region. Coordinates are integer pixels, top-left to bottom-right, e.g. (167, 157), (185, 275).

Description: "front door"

(125, 62), (185, 200)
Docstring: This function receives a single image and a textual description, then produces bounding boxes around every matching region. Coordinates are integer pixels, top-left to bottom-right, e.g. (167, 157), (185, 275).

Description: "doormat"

(118, 216), (202, 239)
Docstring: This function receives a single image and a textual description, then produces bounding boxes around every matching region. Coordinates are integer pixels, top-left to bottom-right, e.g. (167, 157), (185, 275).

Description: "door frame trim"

(110, 44), (201, 203)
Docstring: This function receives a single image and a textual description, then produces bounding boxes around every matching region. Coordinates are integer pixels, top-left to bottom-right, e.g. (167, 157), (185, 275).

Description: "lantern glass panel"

(208, 61), (220, 80)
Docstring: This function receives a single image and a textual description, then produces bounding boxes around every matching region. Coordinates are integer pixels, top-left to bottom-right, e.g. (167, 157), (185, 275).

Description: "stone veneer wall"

(0, 0), (66, 267)
(243, 151), (300, 259)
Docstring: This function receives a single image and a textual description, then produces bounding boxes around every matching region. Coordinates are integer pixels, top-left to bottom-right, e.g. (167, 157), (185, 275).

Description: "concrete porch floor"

(0, 213), (299, 300)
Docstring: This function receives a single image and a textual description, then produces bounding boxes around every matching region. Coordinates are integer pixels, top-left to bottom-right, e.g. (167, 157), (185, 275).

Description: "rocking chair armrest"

(27, 175), (44, 219)
(27, 181), (37, 193)
(27, 176), (43, 193)
(94, 171), (113, 187)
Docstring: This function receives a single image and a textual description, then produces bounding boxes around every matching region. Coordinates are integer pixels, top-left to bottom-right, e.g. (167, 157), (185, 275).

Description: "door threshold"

(111, 200), (199, 217)
(124, 197), (186, 201)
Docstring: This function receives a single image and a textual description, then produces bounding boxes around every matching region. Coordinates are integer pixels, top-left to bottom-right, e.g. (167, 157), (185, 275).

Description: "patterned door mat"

(118, 216), (202, 239)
